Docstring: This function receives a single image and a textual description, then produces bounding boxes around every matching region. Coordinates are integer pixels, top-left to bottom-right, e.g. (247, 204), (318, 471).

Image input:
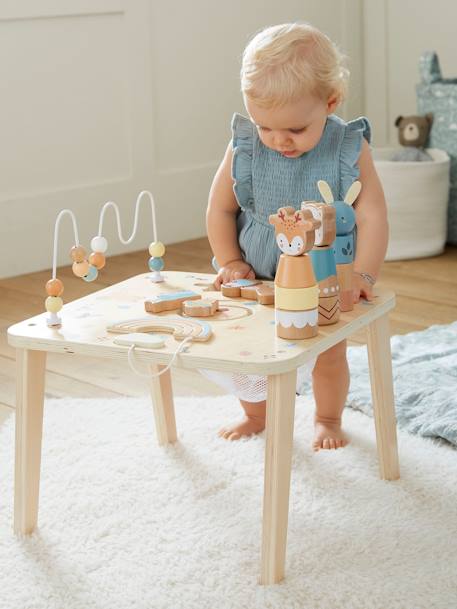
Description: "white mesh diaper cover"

(200, 359), (316, 403)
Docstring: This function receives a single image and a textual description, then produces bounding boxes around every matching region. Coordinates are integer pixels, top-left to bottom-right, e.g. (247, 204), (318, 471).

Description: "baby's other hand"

(214, 260), (255, 289)
(352, 272), (374, 303)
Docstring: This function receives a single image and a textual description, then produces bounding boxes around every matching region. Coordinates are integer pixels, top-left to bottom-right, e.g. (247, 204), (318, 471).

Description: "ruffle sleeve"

(339, 116), (371, 199)
(231, 113), (255, 211)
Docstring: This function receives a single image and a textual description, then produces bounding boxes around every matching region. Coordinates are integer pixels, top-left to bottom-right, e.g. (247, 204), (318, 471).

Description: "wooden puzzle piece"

(238, 284), (275, 305)
(107, 315), (212, 342)
(221, 279), (274, 304)
(182, 299), (219, 317)
(144, 290), (200, 313)
(221, 278), (262, 297)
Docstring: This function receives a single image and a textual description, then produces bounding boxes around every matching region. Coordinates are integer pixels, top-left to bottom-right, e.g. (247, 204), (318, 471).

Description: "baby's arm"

(353, 139), (389, 302)
(206, 142), (255, 288)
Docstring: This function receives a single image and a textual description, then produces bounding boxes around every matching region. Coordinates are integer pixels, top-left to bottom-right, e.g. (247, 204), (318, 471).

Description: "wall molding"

(341, 0), (365, 121)
(362, 0), (390, 145)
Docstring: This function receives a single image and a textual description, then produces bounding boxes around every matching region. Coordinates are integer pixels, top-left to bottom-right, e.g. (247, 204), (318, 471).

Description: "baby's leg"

(312, 340), (350, 451)
(218, 399), (266, 441)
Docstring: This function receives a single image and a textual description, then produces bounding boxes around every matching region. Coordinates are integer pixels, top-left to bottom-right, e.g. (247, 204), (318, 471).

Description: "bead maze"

(45, 191), (165, 327)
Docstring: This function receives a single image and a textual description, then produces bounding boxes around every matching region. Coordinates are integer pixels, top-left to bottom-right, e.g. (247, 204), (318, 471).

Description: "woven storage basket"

(417, 51), (457, 244)
(373, 148), (450, 261)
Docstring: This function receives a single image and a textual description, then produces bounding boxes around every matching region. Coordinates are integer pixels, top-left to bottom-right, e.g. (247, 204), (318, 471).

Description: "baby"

(205, 23), (388, 451)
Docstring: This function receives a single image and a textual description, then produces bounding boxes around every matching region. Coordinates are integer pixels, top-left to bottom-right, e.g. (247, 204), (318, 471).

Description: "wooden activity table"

(7, 271), (399, 584)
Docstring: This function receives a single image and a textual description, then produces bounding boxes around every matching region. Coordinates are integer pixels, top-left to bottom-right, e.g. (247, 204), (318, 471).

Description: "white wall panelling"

(363, 0), (457, 146)
(0, 0), (154, 278)
(1, 0), (363, 277)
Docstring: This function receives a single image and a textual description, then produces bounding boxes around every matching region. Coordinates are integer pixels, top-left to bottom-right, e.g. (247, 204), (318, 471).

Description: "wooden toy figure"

(301, 200), (340, 325)
(220, 278), (275, 305)
(269, 207), (320, 339)
(317, 180), (362, 312)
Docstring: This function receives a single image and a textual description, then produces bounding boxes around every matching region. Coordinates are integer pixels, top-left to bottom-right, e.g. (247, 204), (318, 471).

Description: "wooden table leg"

(149, 365), (177, 445)
(14, 349), (47, 534)
(260, 369), (297, 585)
(366, 314), (400, 480)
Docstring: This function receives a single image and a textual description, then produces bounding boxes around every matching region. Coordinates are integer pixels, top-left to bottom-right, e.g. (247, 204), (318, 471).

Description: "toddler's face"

(245, 95), (336, 158)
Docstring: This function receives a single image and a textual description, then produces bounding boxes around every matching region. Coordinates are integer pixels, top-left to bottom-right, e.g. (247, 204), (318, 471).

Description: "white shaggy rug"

(0, 395), (456, 609)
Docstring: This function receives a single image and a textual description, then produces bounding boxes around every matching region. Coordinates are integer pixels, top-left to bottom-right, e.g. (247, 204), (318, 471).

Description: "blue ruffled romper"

(230, 112), (371, 279)
(204, 112), (371, 403)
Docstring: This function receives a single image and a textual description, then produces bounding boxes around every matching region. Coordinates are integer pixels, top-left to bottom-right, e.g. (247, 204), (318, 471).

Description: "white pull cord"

(97, 190), (158, 245)
(127, 336), (194, 379)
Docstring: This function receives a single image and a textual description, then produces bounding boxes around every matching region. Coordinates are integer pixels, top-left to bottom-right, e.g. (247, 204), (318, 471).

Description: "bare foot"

(313, 417), (349, 451)
(218, 414), (265, 441)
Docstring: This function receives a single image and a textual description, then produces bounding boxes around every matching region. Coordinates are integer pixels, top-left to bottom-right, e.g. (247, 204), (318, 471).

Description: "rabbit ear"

(344, 181), (362, 206)
(317, 180), (334, 204)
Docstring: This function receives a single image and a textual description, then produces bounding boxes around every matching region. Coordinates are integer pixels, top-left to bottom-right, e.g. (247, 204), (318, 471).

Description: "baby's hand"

(214, 259), (255, 289)
(352, 272), (374, 303)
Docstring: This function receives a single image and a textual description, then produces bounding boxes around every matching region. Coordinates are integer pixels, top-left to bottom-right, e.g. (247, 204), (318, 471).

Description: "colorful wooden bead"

(90, 236), (108, 253)
(45, 278), (64, 297)
(45, 296), (63, 313)
(70, 245), (87, 262)
(72, 260), (90, 277)
(82, 265), (98, 282)
(148, 257), (164, 272)
(149, 241), (165, 257)
(89, 252), (106, 269)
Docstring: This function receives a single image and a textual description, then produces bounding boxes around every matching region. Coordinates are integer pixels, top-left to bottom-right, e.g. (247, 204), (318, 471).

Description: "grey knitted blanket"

(297, 321), (457, 446)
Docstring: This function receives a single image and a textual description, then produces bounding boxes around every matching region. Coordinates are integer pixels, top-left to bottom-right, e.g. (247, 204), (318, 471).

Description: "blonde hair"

(241, 23), (349, 108)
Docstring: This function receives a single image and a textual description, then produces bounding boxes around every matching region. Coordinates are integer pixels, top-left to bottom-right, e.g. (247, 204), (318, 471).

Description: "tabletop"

(7, 271), (396, 375)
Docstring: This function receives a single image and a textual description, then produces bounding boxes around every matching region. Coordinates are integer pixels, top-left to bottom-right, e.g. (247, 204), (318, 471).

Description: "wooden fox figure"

(269, 207), (320, 339)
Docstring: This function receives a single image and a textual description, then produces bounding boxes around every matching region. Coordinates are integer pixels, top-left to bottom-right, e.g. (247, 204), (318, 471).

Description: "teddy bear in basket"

(391, 113), (434, 162)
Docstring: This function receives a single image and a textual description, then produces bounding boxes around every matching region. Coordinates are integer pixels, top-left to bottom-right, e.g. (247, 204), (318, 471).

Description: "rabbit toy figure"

(317, 180), (362, 312)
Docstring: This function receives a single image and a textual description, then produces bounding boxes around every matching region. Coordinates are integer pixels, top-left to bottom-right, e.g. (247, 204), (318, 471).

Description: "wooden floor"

(1, 238), (456, 425)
